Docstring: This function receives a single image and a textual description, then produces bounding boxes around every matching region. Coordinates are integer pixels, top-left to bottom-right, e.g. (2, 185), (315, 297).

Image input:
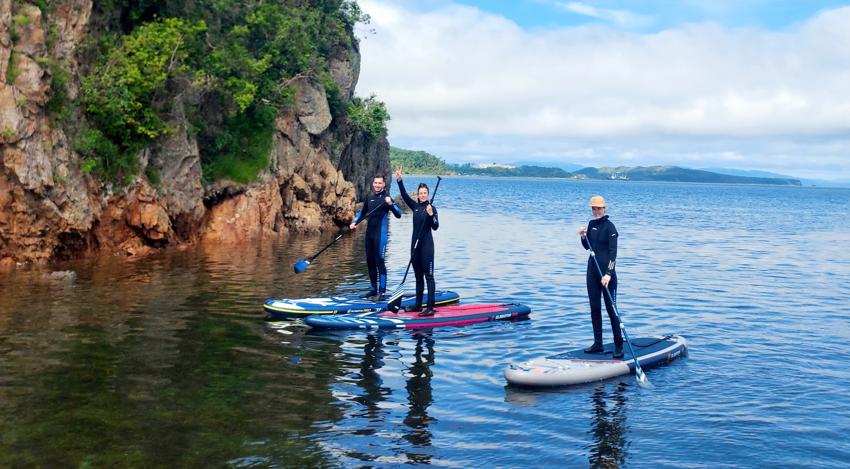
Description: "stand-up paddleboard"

(504, 335), (687, 387)
(263, 290), (460, 319)
(304, 303), (531, 330)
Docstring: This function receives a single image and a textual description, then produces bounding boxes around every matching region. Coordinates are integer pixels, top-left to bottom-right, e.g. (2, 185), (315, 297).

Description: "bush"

(201, 104), (276, 184)
(347, 95), (389, 138)
(6, 51), (20, 85)
(145, 165), (161, 186)
(76, 1), (384, 187)
(81, 18), (205, 143)
(79, 18), (206, 184)
(46, 62), (70, 119)
(73, 128), (136, 184)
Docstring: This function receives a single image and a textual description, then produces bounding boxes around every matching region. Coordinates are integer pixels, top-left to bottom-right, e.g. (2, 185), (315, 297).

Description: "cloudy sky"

(354, 0), (850, 180)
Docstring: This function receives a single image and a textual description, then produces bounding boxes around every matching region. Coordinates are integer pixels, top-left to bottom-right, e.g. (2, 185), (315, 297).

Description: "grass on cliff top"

(200, 105), (275, 184)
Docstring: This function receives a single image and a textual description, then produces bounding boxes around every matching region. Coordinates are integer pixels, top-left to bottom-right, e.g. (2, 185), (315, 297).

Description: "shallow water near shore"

(2, 176), (850, 467)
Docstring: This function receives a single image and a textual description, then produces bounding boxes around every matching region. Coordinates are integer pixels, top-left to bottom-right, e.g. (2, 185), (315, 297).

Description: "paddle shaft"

(305, 198), (391, 263)
(583, 234), (650, 384)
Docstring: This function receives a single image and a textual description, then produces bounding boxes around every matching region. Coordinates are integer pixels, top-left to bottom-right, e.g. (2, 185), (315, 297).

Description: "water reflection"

(352, 333), (391, 434)
(403, 332), (437, 463)
(4, 179), (848, 467)
(587, 382), (629, 468)
(337, 330), (438, 465)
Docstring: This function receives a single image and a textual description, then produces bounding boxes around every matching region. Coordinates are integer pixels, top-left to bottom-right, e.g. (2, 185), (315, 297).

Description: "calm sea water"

(2, 176), (850, 467)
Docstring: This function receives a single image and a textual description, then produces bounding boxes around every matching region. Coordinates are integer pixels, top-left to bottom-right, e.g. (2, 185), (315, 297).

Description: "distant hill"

(510, 160), (585, 172)
(699, 167), (797, 180)
(389, 147), (454, 175)
(701, 167), (850, 187)
(389, 148), (572, 177)
(576, 166), (801, 185)
(453, 163), (572, 178)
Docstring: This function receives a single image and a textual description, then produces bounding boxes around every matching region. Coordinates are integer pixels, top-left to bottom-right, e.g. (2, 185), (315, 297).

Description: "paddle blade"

(386, 287), (405, 312)
(636, 369), (654, 389)
(293, 258), (310, 273)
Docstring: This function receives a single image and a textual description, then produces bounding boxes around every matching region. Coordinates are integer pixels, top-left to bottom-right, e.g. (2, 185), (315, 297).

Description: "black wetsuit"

(581, 215), (623, 347)
(398, 179), (439, 309)
(354, 189), (401, 294)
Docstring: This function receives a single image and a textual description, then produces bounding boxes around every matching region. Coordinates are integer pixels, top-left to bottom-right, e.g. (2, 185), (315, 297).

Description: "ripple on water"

(2, 180), (850, 467)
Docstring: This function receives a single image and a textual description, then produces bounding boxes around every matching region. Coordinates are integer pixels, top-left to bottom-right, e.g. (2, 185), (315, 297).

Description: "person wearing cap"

(579, 195), (624, 358)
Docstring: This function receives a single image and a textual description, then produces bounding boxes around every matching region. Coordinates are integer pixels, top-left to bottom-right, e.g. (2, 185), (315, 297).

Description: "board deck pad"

(504, 335), (687, 387)
(263, 290), (460, 318)
(304, 303), (531, 330)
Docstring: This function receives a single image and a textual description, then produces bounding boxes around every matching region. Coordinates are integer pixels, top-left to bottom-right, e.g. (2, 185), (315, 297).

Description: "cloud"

(355, 1), (850, 179)
(547, 1), (654, 29)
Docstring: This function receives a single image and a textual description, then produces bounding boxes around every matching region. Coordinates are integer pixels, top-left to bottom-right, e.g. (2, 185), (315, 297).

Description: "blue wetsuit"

(354, 188), (401, 294)
(398, 179), (439, 309)
(581, 215), (623, 347)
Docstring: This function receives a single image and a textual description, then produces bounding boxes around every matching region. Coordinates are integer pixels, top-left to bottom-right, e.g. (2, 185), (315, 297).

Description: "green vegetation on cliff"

(70, 0), (386, 186)
(348, 96), (391, 139)
(79, 18), (205, 183)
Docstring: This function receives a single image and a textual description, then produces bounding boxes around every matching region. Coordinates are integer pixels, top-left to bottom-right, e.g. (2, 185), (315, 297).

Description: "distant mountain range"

(576, 166), (801, 185)
(699, 167), (797, 179)
(389, 147), (807, 186)
(453, 164), (572, 178)
(508, 160), (586, 173)
(701, 167), (850, 187)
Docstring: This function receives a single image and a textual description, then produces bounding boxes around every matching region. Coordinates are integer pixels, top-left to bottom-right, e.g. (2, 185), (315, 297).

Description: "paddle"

(386, 176), (442, 312)
(583, 234), (653, 389)
(292, 198), (393, 273)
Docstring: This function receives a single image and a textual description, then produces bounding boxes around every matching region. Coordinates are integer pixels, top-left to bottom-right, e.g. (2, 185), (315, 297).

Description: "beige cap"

(588, 195), (606, 207)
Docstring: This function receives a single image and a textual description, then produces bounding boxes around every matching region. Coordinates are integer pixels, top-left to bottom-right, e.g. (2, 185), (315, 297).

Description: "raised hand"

(395, 165), (403, 181)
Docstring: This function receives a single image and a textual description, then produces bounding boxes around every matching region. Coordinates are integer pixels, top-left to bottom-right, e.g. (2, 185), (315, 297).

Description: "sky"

(353, 0), (850, 180)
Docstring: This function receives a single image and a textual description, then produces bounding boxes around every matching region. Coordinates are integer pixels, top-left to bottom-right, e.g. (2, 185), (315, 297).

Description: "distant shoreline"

(396, 173), (823, 187)
(389, 146), (809, 187)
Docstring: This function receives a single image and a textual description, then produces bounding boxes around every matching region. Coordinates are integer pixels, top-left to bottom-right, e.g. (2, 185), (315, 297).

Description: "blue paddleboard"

(263, 290), (461, 319)
(304, 303), (530, 330)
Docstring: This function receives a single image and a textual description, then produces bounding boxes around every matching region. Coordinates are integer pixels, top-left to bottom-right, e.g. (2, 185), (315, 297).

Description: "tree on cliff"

(70, 0), (389, 186)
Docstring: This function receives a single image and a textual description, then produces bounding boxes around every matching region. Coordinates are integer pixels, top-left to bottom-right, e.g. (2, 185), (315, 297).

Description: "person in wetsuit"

(395, 166), (439, 316)
(350, 174), (402, 300)
(579, 195), (624, 358)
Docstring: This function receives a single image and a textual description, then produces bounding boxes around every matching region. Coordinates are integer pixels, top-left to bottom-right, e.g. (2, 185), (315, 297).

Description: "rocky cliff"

(0, 1), (389, 267)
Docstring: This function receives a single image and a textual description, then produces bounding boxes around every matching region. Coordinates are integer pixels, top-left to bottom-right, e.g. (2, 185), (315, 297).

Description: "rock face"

(146, 99), (205, 239)
(0, 1), (389, 265)
(1, 1), (101, 263)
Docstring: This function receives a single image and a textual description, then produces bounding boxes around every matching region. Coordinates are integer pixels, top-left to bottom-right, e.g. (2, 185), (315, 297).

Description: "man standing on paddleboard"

(579, 195), (624, 358)
(350, 174), (402, 300)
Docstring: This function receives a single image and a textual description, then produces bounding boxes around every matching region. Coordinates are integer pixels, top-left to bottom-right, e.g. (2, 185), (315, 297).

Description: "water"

(1, 176), (849, 467)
